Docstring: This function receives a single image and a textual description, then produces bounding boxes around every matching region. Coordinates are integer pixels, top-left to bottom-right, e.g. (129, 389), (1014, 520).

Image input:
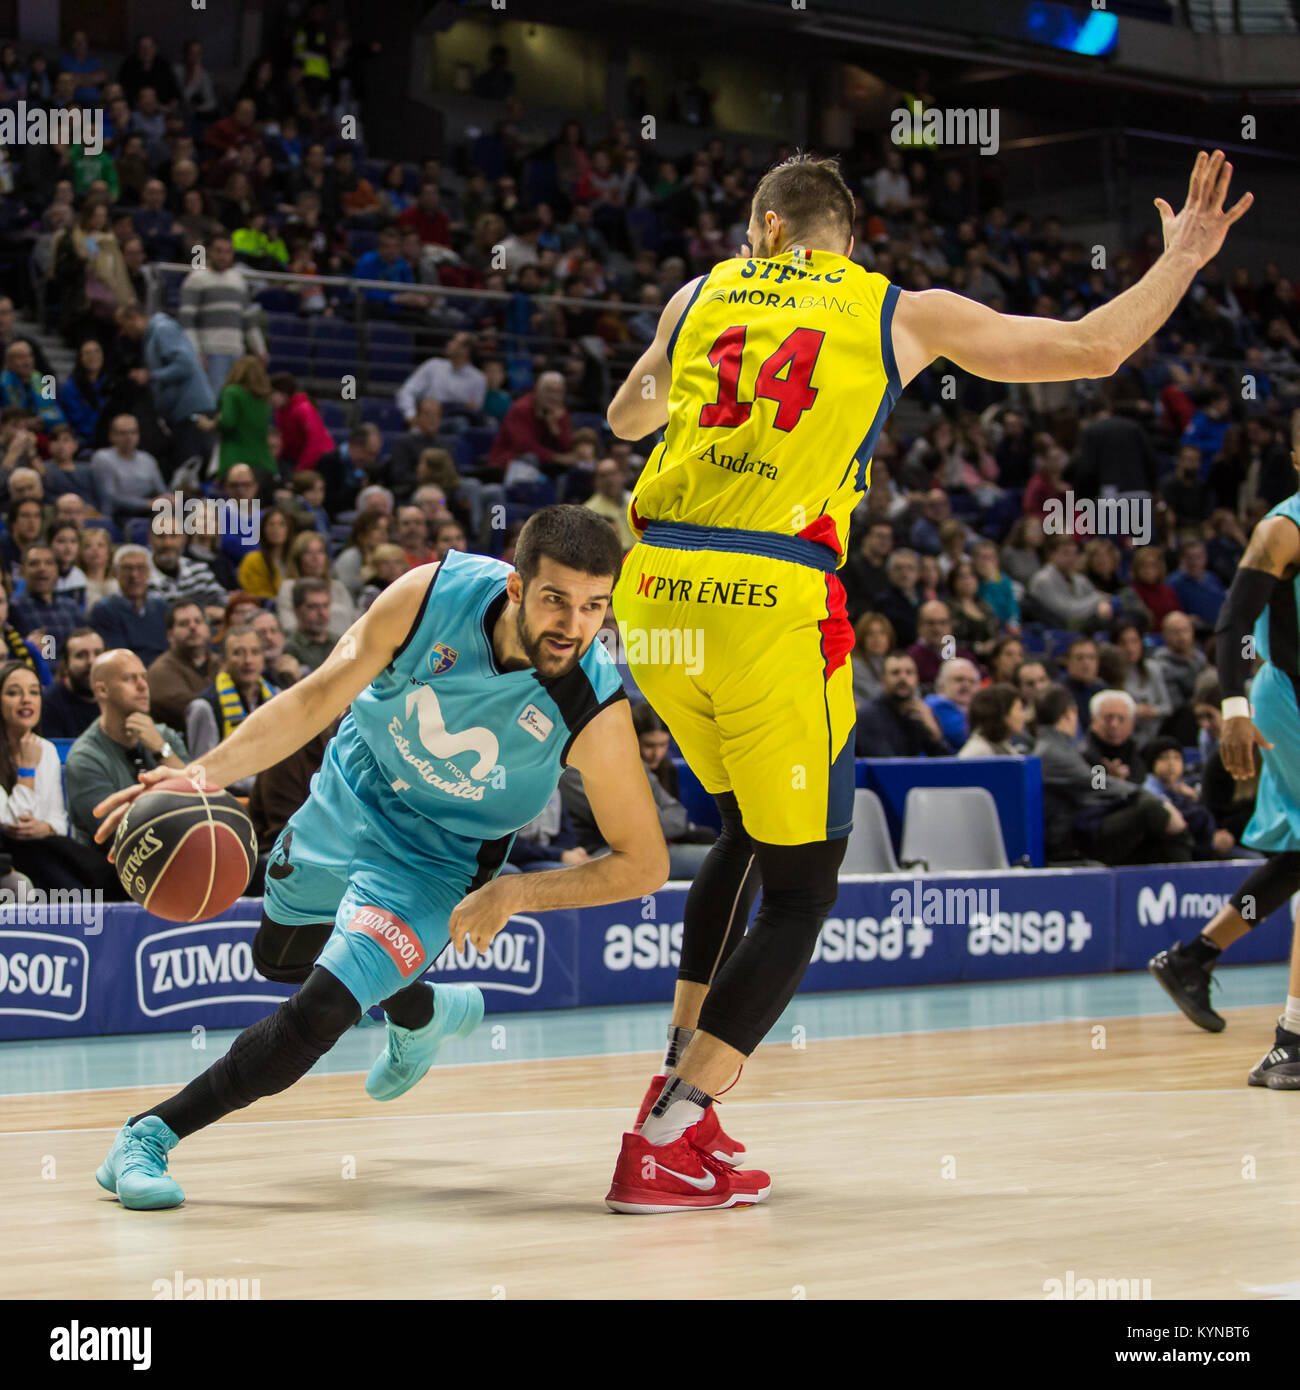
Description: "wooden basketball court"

(4, 995), (1298, 1300)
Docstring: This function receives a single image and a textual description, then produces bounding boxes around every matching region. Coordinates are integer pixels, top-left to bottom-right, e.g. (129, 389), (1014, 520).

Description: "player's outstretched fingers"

(92, 766), (179, 846)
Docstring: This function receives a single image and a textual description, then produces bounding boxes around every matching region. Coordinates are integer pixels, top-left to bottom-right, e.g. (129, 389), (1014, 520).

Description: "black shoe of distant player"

(1147, 942), (1225, 1033)
(1247, 1019), (1300, 1090)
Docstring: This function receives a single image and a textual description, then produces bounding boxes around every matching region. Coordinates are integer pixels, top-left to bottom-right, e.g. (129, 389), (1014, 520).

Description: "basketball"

(111, 778), (258, 922)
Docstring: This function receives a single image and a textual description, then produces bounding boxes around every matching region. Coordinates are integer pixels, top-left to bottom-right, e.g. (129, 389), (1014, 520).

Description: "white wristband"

(1222, 697), (1251, 722)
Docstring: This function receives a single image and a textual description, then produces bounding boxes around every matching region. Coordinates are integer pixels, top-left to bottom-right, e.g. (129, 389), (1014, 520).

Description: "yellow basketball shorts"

(612, 523), (856, 846)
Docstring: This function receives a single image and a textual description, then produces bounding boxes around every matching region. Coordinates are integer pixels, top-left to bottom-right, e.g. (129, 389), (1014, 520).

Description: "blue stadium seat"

(570, 411), (607, 434)
(505, 479), (557, 508)
(949, 492), (981, 519)
(126, 518), (152, 545)
(368, 359), (410, 384)
(257, 289), (301, 315)
(359, 398), (407, 431)
(368, 323), (413, 351)
(1019, 623), (1047, 655)
(464, 426), (498, 464)
(330, 522), (352, 545)
(266, 312), (310, 341)
(1044, 628), (1079, 656)
(1182, 746), (1203, 770)
(347, 229), (379, 258)
(49, 738), (73, 764)
(313, 319), (359, 346)
(626, 206), (660, 251)
(318, 400), (347, 429)
(270, 349), (312, 376)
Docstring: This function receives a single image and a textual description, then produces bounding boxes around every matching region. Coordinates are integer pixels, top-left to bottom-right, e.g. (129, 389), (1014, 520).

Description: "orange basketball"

(111, 777), (258, 922)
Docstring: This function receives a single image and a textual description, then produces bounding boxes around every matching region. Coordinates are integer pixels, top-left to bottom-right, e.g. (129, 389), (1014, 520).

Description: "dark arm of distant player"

(606, 275), (704, 440)
(447, 699), (670, 953)
(1215, 517), (1295, 779)
(92, 564), (441, 845)
(891, 150), (1251, 387)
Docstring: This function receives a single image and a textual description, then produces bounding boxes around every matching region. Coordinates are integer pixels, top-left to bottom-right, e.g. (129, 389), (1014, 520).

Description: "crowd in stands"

(0, 24), (1296, 889)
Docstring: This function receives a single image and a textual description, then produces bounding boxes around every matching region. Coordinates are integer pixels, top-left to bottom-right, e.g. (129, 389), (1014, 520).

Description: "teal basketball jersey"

(1253, 493), (1300, 680)
(335, 549), (626, 842)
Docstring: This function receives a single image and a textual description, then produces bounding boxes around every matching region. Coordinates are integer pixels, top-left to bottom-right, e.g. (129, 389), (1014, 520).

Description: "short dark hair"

(512, 505), (623, 591)
(166, 599), (204, 631)
(749, 153), (854, 248)
(632, 705), (668, 739)
(1036, 683), (1076, 728)
(968, 683), (1022, 744)
(270, 372), (298, 395)
(292, 577), (330, 608)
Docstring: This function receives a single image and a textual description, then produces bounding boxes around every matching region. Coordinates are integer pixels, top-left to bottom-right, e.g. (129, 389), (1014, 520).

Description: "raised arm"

(892, 150), (1252, 388)
(607, 275), (704, 440)
(93, 562), (442, 841)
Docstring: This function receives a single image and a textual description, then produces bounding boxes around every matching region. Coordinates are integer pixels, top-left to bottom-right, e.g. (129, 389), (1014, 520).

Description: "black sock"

(1183, 934), (1222, 967)
(381, 981), (435, 1031)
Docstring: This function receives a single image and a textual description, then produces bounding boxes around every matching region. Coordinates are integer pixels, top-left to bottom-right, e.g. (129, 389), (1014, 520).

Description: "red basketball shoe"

(605, 1130), (770, 1214)
(633, 1074), (747, 1167)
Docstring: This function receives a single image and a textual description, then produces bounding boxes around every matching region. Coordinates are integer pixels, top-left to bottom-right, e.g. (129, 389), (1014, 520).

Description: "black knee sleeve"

(696, 837), (845, 1056)
(212, 967), (360, 1113)
(252, 914), (333, 985)
(678, 791), (761, 986)
(1229, 851), (1300, 926)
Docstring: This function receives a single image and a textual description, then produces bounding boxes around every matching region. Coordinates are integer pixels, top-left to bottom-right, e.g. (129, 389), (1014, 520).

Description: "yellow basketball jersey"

(628, 248), (900, 564)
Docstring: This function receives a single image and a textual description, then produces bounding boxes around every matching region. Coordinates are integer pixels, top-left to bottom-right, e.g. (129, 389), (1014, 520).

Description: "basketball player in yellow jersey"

(601, 151), (1252, 1214)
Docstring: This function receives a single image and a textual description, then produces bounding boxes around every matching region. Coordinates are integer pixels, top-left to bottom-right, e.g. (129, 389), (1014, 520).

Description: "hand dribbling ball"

(111, 777), (258, 921)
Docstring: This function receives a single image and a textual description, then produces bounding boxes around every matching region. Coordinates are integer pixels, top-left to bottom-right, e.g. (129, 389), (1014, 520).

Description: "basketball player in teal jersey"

(88, 507), (730, 1210)
(1151, 411), (1300, 1086)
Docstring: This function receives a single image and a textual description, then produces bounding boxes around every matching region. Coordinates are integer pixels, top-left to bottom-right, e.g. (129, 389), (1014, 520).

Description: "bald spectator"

(65, 648), (189, 849)
(488, 370), (575, 480)
(924, 657), (980, 748)
(88, 546), (170, 664)
(41, 627), (104, 738)
(90, 413), (166, 522)
(583, 458), (635, 550)
(147, 600), (215, 729)
(184, 627), (277, 796)
(396, 335), (487, 420)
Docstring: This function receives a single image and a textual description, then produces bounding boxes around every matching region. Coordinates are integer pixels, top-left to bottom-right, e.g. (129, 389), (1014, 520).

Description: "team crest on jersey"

(428, 643), (459, 676)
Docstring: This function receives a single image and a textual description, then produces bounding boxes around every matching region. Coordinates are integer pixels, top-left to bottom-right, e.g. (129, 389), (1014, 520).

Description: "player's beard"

(515, 606), (583, 678)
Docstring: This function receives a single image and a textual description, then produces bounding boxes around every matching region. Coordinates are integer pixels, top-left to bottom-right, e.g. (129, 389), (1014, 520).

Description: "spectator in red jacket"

(487, 371), (576, 481)
(270, 374), (334, 473)
(204, 96), (263, 160)
(1122, 545), (1183, 631)
(396, 183), (451, 247)
(1022, 437), (1069, 521)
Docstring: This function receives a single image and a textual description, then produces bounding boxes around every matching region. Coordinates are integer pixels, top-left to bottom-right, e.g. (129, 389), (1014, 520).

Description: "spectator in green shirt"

(210, 353), (274, 479)
(65, 648), (189, 849)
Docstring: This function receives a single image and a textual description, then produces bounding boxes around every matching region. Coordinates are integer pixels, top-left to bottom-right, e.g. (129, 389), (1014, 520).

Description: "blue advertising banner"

(1112, 860), (1294, 970)
(0, 862), (1289, 1042)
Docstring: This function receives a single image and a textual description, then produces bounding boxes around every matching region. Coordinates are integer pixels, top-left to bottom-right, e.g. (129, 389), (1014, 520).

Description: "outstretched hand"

(1154, 149), (1253, 269)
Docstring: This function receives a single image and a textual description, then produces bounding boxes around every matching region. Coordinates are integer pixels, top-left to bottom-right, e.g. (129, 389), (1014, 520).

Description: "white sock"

(1284, 996), (1300, 1034)
(639, 1075), (711, 1147)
